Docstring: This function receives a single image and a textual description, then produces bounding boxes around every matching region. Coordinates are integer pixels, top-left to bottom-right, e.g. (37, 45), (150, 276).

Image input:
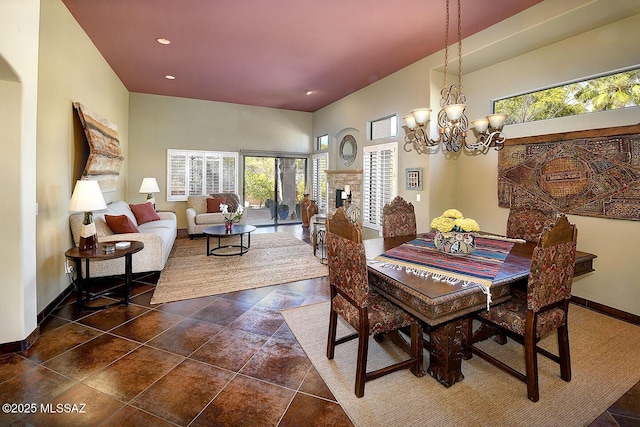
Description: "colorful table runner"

(375, 233), (515, 309)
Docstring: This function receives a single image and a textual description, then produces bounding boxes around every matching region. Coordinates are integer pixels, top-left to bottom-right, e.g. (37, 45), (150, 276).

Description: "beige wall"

(35, 0), (130, 312)
(314, 4), (640, 316)
(127, 93), (313, 228)
(459, 13), (640, 316)
(313, 59), (458, 233)
(0, 0), (40, 343)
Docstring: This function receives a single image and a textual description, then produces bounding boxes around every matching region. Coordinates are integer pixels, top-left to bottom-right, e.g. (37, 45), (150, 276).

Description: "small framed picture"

(406, 168), (423, 191)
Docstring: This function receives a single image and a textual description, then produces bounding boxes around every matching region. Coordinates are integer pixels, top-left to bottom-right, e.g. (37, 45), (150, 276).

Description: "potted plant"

(265, 198), (276, 219)
(430, 209), (480, 255)
(278, 204), (289, 220)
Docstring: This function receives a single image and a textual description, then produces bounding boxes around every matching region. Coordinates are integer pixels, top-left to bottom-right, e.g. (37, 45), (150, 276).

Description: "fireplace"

(325, 169), (363, 216)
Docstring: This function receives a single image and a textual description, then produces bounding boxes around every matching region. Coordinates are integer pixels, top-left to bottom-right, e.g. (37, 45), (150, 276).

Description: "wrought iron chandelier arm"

(403, 125), (440, 154)
(465, 129), (506, 152)
(402, 0), (508, 155)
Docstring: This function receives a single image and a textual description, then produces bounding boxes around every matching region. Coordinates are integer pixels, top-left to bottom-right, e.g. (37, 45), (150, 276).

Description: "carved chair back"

(506, 208), (558, 243)
(326, 207), (362, 243)
(527, 214), (577, 313)
(326, 230), (369, 309)
(382, 196), (416, 238)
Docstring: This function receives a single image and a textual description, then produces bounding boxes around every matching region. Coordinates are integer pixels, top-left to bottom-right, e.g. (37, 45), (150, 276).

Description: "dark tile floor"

(1, 225), (638, 426)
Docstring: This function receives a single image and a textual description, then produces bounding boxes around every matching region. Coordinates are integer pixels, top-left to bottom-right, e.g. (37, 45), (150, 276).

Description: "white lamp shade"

(471, 118), (490, 133)
(410, 108), (432, 125)
(487, 114), (508, 129)
(402, 115), (417, 130)
(139, 177), (160, 193)
(68, 180), (107, 213)
(443, 104), (466, 121)
(344, 185), (350, 194)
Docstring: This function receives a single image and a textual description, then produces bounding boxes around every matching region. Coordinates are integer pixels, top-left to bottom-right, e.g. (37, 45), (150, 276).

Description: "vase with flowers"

(220, 203), (244, 232)
(430, 209), (480, 255)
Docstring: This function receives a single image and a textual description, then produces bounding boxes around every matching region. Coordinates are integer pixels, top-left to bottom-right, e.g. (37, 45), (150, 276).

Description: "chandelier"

(403, 0), (507, 154)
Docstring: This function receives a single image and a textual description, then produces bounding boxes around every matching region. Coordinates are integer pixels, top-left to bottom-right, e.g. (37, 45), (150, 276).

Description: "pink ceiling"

(62, 0), (542, 112)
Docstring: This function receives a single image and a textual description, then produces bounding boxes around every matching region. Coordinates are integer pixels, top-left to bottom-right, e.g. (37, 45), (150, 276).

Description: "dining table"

(364, 232), (596, 388)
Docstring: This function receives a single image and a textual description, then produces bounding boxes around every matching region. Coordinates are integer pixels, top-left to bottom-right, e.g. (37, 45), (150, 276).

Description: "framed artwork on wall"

(73, 102), (123, 192)
(406, 168), (423, 190)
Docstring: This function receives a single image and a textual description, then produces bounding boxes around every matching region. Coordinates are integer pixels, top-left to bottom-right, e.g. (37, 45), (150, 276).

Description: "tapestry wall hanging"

(73, 102), (123, 192)
(498, 124), (640, 221)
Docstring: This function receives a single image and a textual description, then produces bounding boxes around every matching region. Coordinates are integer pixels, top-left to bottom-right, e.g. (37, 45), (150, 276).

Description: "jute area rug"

(282, 302), (640, 427)
(150, 232), (328, 304)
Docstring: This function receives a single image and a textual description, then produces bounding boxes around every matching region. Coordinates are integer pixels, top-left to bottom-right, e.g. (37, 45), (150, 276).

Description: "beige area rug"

(282, 302), (640, 427)
(150, 232), (328, 304)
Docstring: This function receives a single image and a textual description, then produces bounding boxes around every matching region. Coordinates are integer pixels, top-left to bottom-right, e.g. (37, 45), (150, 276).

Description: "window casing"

(362, 142), (397, 231)
(494, 67), (640, 124)
(311, 153), (328, 215)
(317, 134), (329, 151)
(368, 115), (398, 140)
(167, 149), (238, 201)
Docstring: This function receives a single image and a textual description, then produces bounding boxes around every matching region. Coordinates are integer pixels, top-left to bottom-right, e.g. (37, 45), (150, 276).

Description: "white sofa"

(186, 193), (244, 237)
(69, 200), (177, 277)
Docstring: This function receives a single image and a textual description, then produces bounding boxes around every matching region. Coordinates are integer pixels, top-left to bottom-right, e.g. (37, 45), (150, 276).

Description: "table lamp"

(139, 177), (160, 207)
(68, 180), (107, 251)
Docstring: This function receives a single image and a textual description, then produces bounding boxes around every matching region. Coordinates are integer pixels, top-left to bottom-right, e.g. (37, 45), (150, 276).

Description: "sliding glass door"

(243, 155), (307, 226)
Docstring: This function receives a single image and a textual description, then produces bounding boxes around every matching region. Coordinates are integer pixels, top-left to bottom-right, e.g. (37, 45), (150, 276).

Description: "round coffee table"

(203, 224), (257, 256)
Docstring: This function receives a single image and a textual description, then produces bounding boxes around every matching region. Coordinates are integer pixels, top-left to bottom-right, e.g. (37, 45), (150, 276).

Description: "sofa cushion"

(105, 214), (139, 234)
(206, 197), (226, 213)
(137, 219), (177, 231)
(195, 212), (226, 225)
(107, 200), (137, 221)
(130, 202), (161, 225)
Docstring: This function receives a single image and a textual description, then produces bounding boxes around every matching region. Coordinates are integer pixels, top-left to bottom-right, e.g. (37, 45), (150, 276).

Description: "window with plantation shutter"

(362, 142), (397, 231)
(167, 149), (238, 201)
(168, 152), (187, 198)
(311, 153), (328, 214)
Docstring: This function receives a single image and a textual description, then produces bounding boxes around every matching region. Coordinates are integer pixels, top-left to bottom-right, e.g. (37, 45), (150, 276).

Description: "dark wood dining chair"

(506, 208), (558, 243)
(466, 214), (577, 402)
(326, 207), (424, 397)
(382, 196), (416, 238)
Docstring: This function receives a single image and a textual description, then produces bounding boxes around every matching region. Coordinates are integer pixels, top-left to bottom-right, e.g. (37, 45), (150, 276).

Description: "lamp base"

(146, 194), (156, 209)
(78, 221), (97, 251)
(78, 234), (97, 252)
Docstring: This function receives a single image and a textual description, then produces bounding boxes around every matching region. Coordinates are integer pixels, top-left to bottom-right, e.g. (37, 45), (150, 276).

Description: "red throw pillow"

(105, 214), (139, 234)
(206, 197), (227, 213)
(129, 202), (161, 225)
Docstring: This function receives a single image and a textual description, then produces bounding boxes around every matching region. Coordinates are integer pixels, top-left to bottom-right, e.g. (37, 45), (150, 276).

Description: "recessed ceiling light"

(305, 90), (314, 96)
(156, 37), (171, 45)
(165, 75), (176, 80)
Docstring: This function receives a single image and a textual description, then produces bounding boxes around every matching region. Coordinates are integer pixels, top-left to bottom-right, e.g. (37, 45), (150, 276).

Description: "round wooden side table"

(65, 241), (144, 313)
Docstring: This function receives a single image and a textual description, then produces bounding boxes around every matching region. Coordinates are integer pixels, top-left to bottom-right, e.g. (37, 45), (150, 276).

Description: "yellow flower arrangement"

(430, 209), (480, 233)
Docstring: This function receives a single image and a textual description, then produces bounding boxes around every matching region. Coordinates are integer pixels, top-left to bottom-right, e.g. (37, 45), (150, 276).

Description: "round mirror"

(339, 135), (357, 166)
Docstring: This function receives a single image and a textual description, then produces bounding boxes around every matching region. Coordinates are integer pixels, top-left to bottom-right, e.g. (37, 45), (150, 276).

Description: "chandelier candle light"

(403, 0), (508, 154)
